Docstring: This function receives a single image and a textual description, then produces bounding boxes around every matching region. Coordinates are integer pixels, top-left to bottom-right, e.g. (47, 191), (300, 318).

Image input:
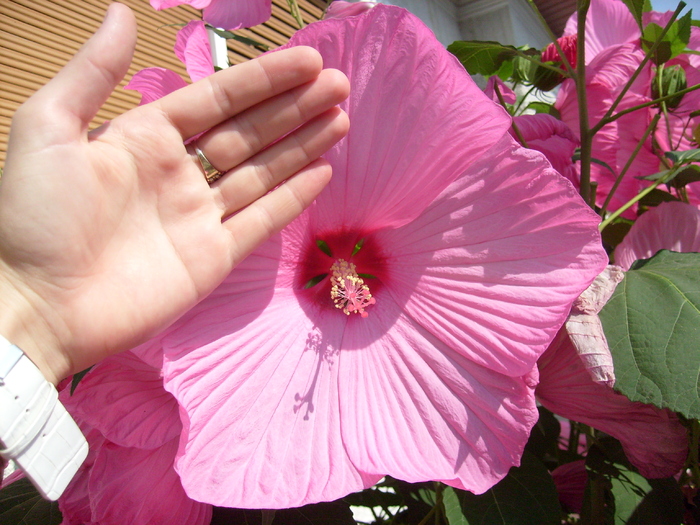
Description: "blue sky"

(651, 0), (698, 15)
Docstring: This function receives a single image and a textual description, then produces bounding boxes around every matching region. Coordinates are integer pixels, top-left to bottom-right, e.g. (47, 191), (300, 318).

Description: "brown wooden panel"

(0, 0), (328, 167)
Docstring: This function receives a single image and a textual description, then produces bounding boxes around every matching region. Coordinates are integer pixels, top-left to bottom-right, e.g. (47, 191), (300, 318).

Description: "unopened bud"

(652, 65), (687, 109)
(534, 35), (577, 91)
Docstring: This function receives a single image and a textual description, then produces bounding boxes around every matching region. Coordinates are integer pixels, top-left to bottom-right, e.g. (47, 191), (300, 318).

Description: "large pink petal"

(614, 201), (700, 270)
(563, 0), (640, 63)
(279, 5), (512, 231)
(338, 295), (540, 494)
(150, 0), (210, 10)
(89, 439), (211, 525)
(163, 291), (376, 508)
(537, 329), (688, 478)
(174, 21), (215, 83)
(124, 68), (189, 105)
(203, 0), (272, 29)
(65, 352), (180, 449)
(375, 135), (607, 377)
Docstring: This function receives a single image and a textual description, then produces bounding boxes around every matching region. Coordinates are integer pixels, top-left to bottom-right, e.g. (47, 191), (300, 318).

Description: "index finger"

(151, 46), (324, 140)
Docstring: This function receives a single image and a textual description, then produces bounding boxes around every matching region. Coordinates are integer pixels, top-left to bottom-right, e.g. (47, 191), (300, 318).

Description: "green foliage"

(0, 478), (62, 525)
(620, 0), (652, 29)
(442, 452), (561, 525)
(211, 500), (355, 525)
(206, 25), (270, 51)
(447, 41), (522, 78)
(641, 11), (692, 64)
(524, 101), (561, 119)
(665, 147), (700, 164)
(582, 439), (684, 525)
(600, 250), (700, 418)
(70, 366), (92, 394)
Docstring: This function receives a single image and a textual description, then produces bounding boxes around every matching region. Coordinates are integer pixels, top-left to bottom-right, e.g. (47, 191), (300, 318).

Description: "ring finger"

(216, 106), (349, 217)
(193, 68), (349, 179)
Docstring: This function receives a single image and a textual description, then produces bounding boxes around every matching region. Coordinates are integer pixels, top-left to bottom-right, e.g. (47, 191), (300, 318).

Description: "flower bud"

(533, 35), (577, 91)
(652, 64), (687, 109)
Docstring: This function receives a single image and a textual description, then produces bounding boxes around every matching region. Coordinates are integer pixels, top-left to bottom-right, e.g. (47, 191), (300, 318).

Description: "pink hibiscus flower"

(555, 40), (659, 216)
(537, 328), (688, 478)
(150, 0), (271, 30)
(59, 353), (211, 525)
(557, 0), (700, 214)
(126, 21), (214, 105)
(551, 460), (587, 514)
(614, 200), (700, 270)
(511, 113), (580, 187)
(126, 5), (608, 509)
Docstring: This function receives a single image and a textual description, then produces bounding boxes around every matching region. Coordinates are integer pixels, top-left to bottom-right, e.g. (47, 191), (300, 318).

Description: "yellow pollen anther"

(330, 259), (376, 318)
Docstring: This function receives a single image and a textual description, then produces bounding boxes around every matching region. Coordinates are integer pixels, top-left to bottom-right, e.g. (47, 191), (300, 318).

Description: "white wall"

(369, 0), (551, 49)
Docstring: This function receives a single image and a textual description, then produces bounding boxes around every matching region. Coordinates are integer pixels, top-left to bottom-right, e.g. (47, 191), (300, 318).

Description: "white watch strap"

(0, 335), (88, 500)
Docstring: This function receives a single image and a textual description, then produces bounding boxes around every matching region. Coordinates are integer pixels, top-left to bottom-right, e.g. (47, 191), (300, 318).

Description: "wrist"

(0, 267), (70, 385)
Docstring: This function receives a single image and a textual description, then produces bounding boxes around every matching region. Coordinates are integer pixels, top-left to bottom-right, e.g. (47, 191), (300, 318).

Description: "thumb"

(18, 3), (137, 140)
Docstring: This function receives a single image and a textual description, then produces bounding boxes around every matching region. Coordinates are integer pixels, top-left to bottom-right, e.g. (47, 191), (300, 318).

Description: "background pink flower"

(59, 353), (211, 525)
(512, 113), (580, 187)
(551, 460), (587, 513)
(150, 0), (272, 30)
(140, 5), (608, 510)
(125, 21), (214, 105)
(537, 329), (688, 478)
(614, 201), (700, 270)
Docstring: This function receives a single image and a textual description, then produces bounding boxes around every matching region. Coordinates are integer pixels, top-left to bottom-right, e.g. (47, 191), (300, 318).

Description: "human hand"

(0, 3), (349, 384)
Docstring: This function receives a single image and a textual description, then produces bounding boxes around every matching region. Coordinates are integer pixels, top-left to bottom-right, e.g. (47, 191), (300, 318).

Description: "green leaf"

(583, 439), (684, 525)
(602, 219), (634, 252)
(0, 478), (62, 525)
(443, 452), (561, 525)
(524, 101), (561, 119)
(637, 188), (680, 208)
(443, 486), (469, 525)
(670, 165), (700, 188)
(447, 41), (519, 77)
(211, 500), (355, 525)
(620, 0), (652, 29)
(524, 407), (561, 465)
(315, 239), (332, 257)
(599, 250), (700, 418)
(664, 147), (700, 164)
(70, 366), (92, 394)
(642, 164), (700, 188)
(206, 25), (270, 51)
(641, 12), (692, 64)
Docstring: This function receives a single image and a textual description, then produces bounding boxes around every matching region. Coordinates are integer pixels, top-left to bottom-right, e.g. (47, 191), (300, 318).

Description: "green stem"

(591, 2), (685, 136)
(577, 0), (593, 206)
(514, 49), (573, 76)
(599, 167), (677, 231)
(598, 83), (700, 127)
(514, 84), (537, 115)
(600, 113), (661, 217)
(286, 0), (305, 29)
(494, 83), (529, 147)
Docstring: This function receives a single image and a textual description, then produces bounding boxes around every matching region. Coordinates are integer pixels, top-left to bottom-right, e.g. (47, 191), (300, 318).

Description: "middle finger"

(195, 68), (349, 174)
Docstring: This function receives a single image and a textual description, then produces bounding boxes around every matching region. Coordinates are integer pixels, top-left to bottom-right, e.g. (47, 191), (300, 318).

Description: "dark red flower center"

(296, 230), (388, 318)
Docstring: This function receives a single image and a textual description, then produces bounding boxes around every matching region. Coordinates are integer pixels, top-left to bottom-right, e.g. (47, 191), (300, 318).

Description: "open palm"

(0, 4), (349, 383)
